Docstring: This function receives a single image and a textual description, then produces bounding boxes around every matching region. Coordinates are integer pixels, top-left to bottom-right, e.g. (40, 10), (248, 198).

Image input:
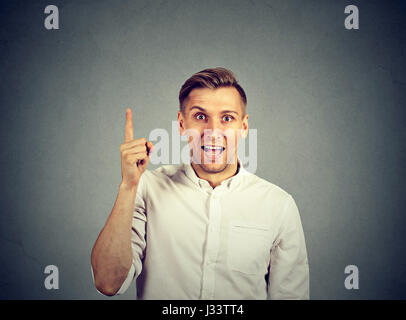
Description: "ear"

(241, 113), (249, 138)
(178, 110), (185, 135)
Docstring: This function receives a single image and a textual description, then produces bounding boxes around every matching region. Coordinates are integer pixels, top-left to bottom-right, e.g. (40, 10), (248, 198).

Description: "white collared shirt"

(93, 159), (309, 299)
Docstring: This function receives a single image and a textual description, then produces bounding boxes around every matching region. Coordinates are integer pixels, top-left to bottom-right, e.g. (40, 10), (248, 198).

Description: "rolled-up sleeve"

(91, 173), (148, 296)
(116, 174), (148, 295)
(268, 195), (309, 300)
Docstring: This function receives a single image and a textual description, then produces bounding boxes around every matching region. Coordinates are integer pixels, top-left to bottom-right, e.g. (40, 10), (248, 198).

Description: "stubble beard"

(198, 161), (229, 174)
(191, 147), (230, 174)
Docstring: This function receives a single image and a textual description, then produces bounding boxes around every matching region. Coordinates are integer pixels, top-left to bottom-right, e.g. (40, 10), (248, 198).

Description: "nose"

(204, 118), (224, 145)
(207, 117), (222, 130)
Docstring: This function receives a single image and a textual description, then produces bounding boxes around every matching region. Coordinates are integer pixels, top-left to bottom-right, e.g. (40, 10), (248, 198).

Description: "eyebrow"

(189, 105), (240, 115)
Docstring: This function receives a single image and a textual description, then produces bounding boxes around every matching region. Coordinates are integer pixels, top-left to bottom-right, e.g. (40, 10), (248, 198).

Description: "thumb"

(146, 141), (154, 155)
(139, 142), (154, 170)
(139, 152), (150, 170)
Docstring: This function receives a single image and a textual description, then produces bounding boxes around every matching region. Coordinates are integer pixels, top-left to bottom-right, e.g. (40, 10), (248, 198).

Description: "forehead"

(185, 87), (243, 113)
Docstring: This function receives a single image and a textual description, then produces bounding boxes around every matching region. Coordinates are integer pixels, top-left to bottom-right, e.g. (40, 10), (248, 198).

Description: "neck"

(191, 159), (239, 188)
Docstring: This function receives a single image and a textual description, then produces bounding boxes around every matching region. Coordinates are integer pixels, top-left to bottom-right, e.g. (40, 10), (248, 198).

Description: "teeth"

(203, 146), (223, 152)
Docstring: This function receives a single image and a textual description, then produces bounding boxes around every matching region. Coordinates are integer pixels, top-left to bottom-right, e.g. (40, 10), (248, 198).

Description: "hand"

(120, 108), (154, 190)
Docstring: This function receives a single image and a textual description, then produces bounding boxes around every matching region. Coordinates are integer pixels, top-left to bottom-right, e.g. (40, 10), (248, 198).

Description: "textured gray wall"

(0, 0), (405, 299)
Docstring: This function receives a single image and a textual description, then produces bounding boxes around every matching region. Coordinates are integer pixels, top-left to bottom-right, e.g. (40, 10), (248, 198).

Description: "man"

(91, 67), (309, 299)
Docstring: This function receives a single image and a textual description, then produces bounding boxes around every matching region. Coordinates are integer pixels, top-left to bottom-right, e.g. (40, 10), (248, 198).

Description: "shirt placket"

(200, 187), (223, 300)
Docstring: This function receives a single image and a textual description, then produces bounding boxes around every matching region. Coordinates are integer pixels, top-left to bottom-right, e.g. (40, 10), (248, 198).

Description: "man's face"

(178, 86), (248, 174)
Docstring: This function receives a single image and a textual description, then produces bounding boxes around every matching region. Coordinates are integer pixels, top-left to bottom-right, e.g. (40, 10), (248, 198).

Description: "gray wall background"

(0, 0), (405, 299)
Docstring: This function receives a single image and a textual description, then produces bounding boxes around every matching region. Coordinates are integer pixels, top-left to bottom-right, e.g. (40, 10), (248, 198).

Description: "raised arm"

(91, 108), (153, 296)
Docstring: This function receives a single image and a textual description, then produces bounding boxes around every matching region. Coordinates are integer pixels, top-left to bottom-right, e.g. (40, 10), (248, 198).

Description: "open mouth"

(201, 145), (225, 159)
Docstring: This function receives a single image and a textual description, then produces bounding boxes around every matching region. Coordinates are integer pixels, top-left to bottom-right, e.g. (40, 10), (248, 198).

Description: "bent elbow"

(95, 280), (120, 297)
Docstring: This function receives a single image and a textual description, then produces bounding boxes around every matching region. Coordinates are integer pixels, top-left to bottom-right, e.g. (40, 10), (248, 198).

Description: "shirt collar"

(182, 158), (246, 190)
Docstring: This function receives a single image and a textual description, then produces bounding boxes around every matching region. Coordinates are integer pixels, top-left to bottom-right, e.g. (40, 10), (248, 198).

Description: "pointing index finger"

(124, 108), (134, 142)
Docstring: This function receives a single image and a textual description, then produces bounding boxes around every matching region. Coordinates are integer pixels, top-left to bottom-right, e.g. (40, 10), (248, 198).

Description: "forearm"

(91, 182), (138, 296)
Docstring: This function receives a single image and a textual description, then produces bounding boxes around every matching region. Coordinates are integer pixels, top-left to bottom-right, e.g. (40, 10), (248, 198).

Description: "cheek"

(186, 131), (203, 146)
(182, 122), (203, 141)
(223, 129), (240, 143)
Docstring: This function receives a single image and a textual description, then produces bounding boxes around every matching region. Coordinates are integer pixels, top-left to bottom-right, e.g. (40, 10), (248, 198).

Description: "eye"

(195, 113), (206, 120)
(223, 115), (234, 122)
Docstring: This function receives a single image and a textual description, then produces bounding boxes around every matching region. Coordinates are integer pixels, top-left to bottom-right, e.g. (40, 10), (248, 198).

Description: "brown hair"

(179, 67), (247, 115)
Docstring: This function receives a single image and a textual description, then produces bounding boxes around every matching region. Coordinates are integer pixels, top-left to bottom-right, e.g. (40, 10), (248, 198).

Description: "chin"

(199, 161), (228, 174)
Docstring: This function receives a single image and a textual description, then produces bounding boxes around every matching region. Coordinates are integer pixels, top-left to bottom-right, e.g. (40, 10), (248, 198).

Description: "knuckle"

(121, 143), (131, 152)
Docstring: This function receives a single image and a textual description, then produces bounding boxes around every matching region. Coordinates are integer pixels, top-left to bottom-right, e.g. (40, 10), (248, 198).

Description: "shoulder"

(150, 163), (183, 178)
(241, 170), (293, 203)
(138, 164), (183, 185)
(242, 172), (302, 228)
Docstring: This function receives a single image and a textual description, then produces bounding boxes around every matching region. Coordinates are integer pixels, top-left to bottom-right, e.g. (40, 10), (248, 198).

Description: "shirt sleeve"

(117, 173), (148, 295)
(91, 172), (148, 296)
(268, 195), (310, 299)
